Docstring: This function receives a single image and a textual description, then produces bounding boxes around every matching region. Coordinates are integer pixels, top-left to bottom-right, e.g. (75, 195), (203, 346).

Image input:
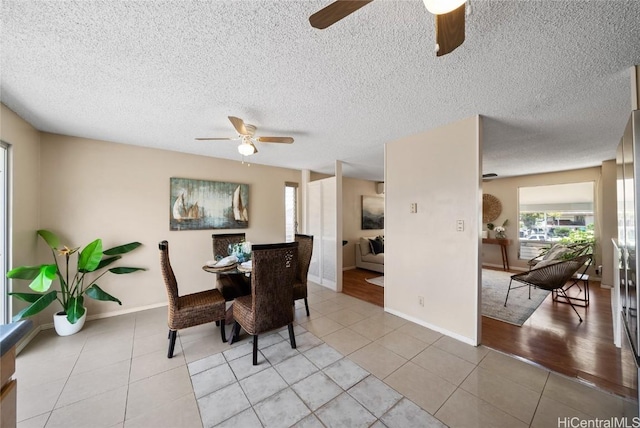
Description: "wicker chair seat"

(170, 290), (226, 331)
(159, 240), (227, 358)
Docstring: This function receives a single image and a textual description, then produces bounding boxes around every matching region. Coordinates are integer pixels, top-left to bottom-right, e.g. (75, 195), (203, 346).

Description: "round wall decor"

(483, 194), (502, 223)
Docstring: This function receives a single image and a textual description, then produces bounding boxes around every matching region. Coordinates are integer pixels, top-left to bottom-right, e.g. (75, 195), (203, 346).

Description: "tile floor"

(15, 282), (639, 428)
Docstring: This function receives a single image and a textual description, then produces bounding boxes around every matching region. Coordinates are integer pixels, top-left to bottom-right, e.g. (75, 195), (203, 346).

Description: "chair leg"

(220, 319), (226, 343)
(304, 298), (310, 316)
(230, 321), (241, 345)
(504, 279), (513, 306)
(167, 330), (177, 358)
(557, 288), (583, 322)
(253, 335), (258, 366)
(288, 323), (297, 349)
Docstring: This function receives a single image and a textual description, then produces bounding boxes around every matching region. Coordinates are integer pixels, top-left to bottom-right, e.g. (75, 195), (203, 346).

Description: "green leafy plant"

(7, 230), (146, 324)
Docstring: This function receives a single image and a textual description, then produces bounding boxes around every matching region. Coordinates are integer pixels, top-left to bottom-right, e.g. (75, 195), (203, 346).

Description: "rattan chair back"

(212, 233), (246, 258)
(250, 242), (298, 333)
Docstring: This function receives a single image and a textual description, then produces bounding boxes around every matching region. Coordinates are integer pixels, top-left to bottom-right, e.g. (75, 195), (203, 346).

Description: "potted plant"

(7, 229), (145, 335)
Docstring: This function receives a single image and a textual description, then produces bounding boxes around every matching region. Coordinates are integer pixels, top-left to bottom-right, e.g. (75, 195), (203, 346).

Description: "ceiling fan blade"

(435, 3), (465, 57)
(228, 116), (249, 135)
(309, 0), (373, 29)
(256, 136), (294, 144)
(195, 137), (234, 141)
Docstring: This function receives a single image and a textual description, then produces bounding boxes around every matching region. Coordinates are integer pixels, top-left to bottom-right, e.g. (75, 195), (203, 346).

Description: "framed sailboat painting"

(170, 177), (249, 230)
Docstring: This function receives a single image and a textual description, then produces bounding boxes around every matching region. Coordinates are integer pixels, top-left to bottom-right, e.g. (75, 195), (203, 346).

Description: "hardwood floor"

(342, 267), (639, 400)
(342, 268), (384, 306)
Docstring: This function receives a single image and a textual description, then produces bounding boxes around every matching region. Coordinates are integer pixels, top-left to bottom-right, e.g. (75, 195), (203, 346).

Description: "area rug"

(365, 276), (384, 287)
(482, 269), (550, 326)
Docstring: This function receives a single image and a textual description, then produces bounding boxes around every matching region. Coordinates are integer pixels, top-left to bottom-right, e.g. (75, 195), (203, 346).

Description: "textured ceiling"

(2, 1), (639, 181)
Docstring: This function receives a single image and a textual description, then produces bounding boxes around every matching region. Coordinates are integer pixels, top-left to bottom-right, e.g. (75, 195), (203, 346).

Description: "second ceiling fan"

(309, 0), (467, 56)
(196, 116), (294, 156)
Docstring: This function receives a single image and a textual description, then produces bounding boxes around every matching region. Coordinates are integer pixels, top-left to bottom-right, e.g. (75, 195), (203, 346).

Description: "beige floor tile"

(435, 388), (529, 428)
(479, 350), (549, 393)
(309, 299), (345, 315)
(46, 385), (127, 428)
(348, 342), (407, 379)
(306, 292), (328, 305)
(83, 314), (136, 336)
(395, 322), (442, 345)
(57, 359), (131, 408)
(132, 330), (171, 358)
(322, 328), (371, 355)
(71, 340), (133, 375)
(126, 365), (194, 420)
(124, 392), (202, 428)
(180, 332), (231, 363)
(299, 316), (343, 337)
(16, 351), (77, 389)
(17, 413), (49, 428)
(375, 331), (428, 360)
(460, 366), (541, 424)
(412, 346), (476, 386)
(350, 303), (384, 318)
(294, 306), (324, 322)
(432, 335), (490, 364)
(349, 318), (396, 341)
(17, 328), (87, 360)
(17, 378), (66, 422)
(368, 312), (408, 330)
(132, 318), (169, 341)
(175, 323), (220, 345)
(130, 347), (186, 382)
(384, 361), (456, 414)
(530, 396), (592, 428)
(324, 308), (368, 326)
(543, 373), (630, 419)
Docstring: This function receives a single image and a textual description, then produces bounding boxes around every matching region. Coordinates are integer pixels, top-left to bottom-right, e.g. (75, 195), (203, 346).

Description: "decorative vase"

(53, 309), (87, 336)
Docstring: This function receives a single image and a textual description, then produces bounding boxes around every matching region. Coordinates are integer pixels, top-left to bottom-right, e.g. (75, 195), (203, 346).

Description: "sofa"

(355, 236), (384, 273)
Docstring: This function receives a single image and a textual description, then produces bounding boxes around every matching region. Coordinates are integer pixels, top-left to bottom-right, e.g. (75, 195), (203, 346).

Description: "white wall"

(17, 131), (302, 323)
(385, 116), (482, 345)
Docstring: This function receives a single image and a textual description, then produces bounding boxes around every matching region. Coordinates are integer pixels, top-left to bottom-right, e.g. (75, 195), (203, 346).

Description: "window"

(518, 182), (594, 259)
(285, 182), (298, 242)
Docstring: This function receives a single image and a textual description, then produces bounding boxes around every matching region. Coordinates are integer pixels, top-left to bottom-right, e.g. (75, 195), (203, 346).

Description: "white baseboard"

(482, 263), (527, 272)
(343, 266), (356, 271)
(384, 307), (478, 346)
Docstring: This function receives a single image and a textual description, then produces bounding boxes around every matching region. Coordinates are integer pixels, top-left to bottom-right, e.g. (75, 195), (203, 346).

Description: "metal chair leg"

(220, 319), (226, 343)
(304, 298), (310, 316)
(557, 288), (583, 322)
(504, 279), (513, 306)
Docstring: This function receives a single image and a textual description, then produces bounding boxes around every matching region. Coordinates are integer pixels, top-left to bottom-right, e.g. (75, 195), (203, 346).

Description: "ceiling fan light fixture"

(422, 0), (465, 15)
(238, 142), (256, 156)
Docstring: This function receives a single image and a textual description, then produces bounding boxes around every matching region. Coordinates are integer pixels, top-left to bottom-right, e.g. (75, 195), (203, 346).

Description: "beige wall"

(342, 177), (384, 268)
(1, 105), (42, 326)
(385, 116), (481, 345)
(6, 124), (301, 323)
(481, 166), (614, 282)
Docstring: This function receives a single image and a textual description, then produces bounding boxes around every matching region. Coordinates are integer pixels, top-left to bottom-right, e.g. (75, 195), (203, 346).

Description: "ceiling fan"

(309, 0), (467, 56)
(196, 116), (294, 156)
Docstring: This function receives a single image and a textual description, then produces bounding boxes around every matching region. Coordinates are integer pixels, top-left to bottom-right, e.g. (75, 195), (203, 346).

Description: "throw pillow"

(369, 238), (384, 255)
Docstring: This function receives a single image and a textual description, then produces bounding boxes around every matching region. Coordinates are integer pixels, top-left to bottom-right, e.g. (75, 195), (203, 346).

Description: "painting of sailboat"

(170, 178), (249, 230)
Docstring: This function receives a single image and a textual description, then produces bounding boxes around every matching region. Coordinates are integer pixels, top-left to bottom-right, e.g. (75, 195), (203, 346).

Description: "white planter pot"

(53, 309), (87, 336)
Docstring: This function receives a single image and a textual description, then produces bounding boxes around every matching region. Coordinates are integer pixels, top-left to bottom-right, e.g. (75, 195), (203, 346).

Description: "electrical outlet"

(418, 296), (424, 307)
(456, 219), (464, 232)
(410, 203), (418, 213)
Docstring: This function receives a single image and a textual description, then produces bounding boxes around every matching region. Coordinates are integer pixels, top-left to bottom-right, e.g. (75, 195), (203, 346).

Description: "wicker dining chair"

(504, 253), (591, 322)
(211, 233), (249, 301)
(294, 234), (314, 316)
(159, 241), (227, 358)
(231, 242), (298, 365)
